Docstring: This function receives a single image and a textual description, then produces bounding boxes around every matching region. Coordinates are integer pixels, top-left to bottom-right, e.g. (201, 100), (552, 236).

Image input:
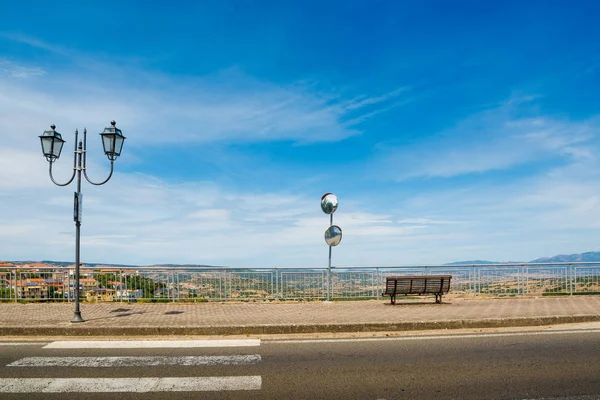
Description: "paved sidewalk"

(1, 296), (599, 336)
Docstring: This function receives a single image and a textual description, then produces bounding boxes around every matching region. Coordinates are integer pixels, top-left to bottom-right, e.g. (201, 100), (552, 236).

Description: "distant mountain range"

(447, 251), (600, 265)
(445, 260), (507, 265)
(529, 251), (600, 263)
(7, 251), (600, 268)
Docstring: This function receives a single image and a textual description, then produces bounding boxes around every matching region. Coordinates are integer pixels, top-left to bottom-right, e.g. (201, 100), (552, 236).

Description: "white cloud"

(0, 63), (46, 79)
(0, 167), (437, 266)
(4, 138), (600, 267)
(0, 33), (69, 56)
(378, 99), (600, 180)
(0, 61), (410, 148)
(396, 218), (463, 225)
(344, 87), (410, 110)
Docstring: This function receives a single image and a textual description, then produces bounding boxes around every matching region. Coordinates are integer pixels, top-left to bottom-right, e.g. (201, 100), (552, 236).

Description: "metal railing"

(1, 262), (600, 303)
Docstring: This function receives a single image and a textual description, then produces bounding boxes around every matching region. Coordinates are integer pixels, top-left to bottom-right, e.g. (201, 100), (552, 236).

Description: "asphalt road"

(1, 329), (600, 399)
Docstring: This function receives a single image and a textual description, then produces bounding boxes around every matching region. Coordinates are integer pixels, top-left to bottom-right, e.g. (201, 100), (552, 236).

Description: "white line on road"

(0, 342), (49, 346)
(0, 377), (262, 393)
(43, 339), (261, 349)
(269, 328), (600, 344)
(522, 396), (600, 400)
(9, 355), (262, 367)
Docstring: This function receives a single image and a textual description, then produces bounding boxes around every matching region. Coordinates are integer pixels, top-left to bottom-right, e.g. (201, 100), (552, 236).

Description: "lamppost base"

(71, 312), (85, 323)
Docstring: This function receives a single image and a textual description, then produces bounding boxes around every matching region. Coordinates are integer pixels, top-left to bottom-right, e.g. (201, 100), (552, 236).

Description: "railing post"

(219, 269), (224, 301)
(569, 264), (573, 296)
(125, 272), (130, 303)
(472, 265), (477, 298)
(521, 264), (525, 297)
(67, 270), (71, 303)
(375, 267), (379, 298)
(172, 271), (176, 303)
(119, 269), (123, 303)
(13, 268), (17, 303)
(225, 270), (230, 301)
(274, 267), (279, 301)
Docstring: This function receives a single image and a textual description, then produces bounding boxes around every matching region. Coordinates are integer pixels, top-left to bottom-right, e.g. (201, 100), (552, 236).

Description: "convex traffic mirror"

(321, 193), (338, 214)
(324, 225), (342, 246)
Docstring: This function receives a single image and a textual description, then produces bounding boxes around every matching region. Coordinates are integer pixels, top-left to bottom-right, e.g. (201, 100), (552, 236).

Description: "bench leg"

(435, 294), (442, 304)
(391, 294), (395, 305)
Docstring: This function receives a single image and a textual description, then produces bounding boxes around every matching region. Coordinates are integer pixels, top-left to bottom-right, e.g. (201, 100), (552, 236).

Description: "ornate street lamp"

(321, 193), (342, 301)
(39, 125), (65, 162)
(39, 121), (126, 323)
(100, 121), (126, 161)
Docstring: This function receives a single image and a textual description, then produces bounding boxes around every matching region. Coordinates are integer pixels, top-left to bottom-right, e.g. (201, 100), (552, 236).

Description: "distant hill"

(445, 260), (505, 265)
(149, 264), (223, 268)
(529, 251), (600, 263)
(445, 251), (600, 265)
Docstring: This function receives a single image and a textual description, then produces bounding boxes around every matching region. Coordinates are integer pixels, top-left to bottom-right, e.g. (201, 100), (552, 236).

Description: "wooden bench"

(382, 275), (451, 304)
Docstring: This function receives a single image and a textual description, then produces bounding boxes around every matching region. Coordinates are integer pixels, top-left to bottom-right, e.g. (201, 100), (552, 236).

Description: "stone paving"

(1, 296), (599, 335)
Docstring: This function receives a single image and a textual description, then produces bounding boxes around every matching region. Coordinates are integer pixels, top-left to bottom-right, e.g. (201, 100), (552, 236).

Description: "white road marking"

(522, 396), (600, 400)
(44, 339), (261, 349)
(269, 328), (600, 344)
(0, 377), (262, 392)
(0, 342), (48, 346)
(9, 355), (261, 367)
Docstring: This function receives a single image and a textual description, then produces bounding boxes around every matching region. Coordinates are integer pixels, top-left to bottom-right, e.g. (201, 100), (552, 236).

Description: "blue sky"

(1, 0), (600, 267)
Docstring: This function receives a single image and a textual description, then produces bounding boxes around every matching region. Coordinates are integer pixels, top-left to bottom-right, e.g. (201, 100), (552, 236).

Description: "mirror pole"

(327, 213), (333, 301)
(327, 245), (332, 301)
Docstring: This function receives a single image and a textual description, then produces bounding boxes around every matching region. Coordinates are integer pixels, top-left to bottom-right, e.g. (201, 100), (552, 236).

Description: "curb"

(2, 315), (600, 336)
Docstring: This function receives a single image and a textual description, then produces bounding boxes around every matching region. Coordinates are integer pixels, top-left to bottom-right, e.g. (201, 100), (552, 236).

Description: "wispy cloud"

(396, 218), (463, 225)
(376, 97), (600, 180)
(0, 33), (69, 55)
(0, 167), (445, 266)
(0, 33), (412, 146)
(0, 60), (45, 79)
(0, 66), (411, 147)
(344, 87), (410, 110)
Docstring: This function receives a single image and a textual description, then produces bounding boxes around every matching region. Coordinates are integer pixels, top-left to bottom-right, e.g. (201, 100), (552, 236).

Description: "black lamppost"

(39, 121), (125, 323)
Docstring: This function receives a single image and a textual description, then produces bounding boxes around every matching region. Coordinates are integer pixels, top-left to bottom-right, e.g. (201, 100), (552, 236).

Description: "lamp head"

(39, 124), (65, 162)
(99, 120), (126, 161)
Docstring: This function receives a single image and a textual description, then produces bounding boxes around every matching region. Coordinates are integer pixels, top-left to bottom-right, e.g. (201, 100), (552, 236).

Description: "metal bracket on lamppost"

(39, 121), (126, 323)
(321, 193), (342, 302)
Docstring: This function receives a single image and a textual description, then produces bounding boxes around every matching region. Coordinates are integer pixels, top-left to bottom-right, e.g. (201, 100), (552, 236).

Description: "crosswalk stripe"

(9, 355), (261, 367)
(43, 339), (261, 349)
(0, 342), (48, 346)
(0, 377), (262, 392)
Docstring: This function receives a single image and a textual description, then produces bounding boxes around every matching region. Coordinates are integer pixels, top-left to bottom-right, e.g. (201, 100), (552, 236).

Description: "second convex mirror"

(324, 225), (343, 246)
(321, 193), (338, 214)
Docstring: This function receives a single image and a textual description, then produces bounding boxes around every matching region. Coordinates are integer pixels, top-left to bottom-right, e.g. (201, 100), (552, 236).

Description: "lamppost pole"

(39, 122), (125, 323)
(73, 140), (83, 322)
